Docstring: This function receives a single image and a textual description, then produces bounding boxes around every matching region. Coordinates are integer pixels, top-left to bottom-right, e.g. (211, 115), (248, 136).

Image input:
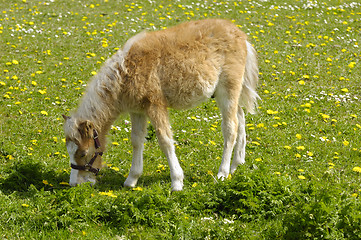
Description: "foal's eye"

(79, 151), (87, 158)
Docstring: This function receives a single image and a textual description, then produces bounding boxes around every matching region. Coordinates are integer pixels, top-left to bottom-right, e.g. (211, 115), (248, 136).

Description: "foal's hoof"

(124, 177), (137, 188)
(171, 181), (183, 191)
(217, 172), (232, 181)
(217, 172), (228, 180)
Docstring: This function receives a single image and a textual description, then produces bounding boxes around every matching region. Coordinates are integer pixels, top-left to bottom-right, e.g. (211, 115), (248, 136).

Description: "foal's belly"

(163, 75), (219, 110)
(159, 52), (222, 110)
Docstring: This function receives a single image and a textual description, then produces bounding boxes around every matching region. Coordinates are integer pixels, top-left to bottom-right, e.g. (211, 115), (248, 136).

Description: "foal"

(63, 19), (259, 191)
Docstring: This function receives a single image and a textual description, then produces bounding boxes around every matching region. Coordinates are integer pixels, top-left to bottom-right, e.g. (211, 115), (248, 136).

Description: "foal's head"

(62, 115), (101, 186)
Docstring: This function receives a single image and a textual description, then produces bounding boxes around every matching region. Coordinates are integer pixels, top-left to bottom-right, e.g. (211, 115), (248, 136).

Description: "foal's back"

(121, 19), (248, 110)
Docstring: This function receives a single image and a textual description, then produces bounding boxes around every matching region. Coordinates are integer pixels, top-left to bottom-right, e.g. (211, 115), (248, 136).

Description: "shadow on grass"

(138, 172), (172, 188)
(96, 168), (172, 191)
(96, 168), (126, 191)
(0, 160), (178, 194)
(0, 161), (69, 195)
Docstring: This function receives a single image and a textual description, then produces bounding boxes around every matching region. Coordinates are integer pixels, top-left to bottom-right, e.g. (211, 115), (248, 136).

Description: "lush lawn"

(0, 0), (360, 239)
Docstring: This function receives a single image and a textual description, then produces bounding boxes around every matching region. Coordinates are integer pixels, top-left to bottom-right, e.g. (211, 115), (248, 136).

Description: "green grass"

(1, 0), (360, 239)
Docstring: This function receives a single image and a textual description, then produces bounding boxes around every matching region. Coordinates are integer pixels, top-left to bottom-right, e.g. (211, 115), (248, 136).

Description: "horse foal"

(63, 19), (259, 191)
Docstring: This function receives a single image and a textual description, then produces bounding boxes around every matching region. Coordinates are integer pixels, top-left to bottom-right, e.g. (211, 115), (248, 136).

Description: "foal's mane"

(73, 32), (147, 130)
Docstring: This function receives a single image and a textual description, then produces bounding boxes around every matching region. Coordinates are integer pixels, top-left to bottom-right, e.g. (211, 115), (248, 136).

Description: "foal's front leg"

(147, 105), (184, 191)
(124, 113), (148, 188)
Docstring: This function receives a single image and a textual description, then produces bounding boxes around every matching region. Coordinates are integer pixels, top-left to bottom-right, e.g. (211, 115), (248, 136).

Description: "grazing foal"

(63, 19), (259, 191)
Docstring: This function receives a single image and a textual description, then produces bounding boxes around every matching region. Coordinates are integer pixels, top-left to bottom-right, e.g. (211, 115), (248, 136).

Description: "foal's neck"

(75, 49), (126, 147)
(75, 93), (121, 151)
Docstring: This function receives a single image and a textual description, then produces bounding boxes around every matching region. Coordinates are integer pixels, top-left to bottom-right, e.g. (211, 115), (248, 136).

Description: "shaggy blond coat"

(63, 19), (259, 191)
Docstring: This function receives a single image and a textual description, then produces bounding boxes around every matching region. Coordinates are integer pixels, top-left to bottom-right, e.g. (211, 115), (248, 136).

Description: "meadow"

(0, 0), (360, 239)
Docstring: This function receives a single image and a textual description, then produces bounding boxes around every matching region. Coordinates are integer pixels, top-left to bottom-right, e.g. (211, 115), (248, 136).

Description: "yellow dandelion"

(302, 75), (310, 79)
(298, 175), (306, 180)
(111, 166), (120, 171)
(99, 190), (118, 198)
(266, 109), (278, 115)
(321, 113), (330, 119)
(352, 167), (361, 173)
(348, 62), (356, 68)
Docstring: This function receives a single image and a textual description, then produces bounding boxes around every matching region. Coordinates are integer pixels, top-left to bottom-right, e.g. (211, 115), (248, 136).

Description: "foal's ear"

(62, 114), (70, 121)
(78, 120), (94, 138)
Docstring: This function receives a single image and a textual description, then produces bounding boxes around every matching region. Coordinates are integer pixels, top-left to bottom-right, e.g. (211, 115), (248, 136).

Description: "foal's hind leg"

(230, 106), (246, 174)
(124, 113), (148, 188)
(147, 105), (184, 191)
(215, 87), (240, 179)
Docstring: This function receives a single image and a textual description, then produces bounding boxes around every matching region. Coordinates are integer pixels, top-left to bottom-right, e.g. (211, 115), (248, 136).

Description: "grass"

(0, 0), (360, 239)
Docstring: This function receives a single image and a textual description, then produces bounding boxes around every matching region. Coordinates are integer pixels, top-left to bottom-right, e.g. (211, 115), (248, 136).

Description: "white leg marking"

(124, 113), (148, 188)
(162, 136), (184, 191)
(217, 118), (238, 179)
(157, 135), (183, 191)
(215, 86), (239, 180)
(148, 108), (184, 191)
(231, 107), (246, 174)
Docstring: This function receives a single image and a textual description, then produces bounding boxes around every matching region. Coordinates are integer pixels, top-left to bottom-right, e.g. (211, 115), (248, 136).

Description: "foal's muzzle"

(70, 129), (103, 175)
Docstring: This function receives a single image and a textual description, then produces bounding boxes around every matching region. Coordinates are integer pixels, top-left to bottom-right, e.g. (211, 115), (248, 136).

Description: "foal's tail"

(240, 41), (259, 114)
